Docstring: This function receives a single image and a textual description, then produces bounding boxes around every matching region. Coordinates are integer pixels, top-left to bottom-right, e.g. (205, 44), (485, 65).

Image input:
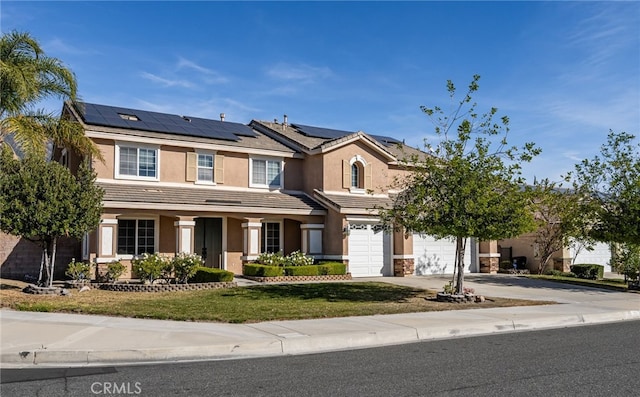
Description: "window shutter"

(343, 160), (351, 189)
(364, 163), (372, 190)
(215, 154), (224, 183)
(186, 152), (197, 182)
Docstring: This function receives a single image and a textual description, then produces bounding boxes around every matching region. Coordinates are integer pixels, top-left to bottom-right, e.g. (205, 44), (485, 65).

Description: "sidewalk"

(2, 275), (639, 368)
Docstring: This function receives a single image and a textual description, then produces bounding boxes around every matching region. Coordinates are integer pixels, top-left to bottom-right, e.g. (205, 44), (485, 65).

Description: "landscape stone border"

(242, 274), (352, 283)
(435, 292), (479, 303)
(97, 282), (237, 292)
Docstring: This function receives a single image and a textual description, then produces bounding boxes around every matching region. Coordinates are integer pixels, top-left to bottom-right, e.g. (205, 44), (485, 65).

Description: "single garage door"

(413, 235), (472, 275)
(570, 242), (612, 272)
(348, 224), (391, 277)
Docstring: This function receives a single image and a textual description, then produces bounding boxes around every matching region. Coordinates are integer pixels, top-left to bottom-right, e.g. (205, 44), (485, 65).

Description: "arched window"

(344, 155), (370, 192)
(351, 163), (361, 188)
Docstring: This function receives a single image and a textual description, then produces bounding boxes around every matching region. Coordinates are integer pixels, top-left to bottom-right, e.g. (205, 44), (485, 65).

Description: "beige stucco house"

(1, 101), (505, 280)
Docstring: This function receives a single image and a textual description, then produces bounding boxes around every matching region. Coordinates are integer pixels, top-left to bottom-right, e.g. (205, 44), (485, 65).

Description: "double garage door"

(348, 224), (391, 277)
(413, 235), (473, 275)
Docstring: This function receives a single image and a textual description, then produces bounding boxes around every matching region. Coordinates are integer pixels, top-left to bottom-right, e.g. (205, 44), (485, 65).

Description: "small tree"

(529, 178), (591, 274)
(380, 75), (540, 293)
(570, 131), (639, 246)
(0, 146), (103, 287)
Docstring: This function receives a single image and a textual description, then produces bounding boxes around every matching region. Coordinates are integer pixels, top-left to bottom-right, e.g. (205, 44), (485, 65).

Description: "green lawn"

(0, 281), (550, 323)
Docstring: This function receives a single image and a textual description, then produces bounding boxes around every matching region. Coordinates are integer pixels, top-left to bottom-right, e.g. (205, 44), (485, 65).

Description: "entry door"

(195, 218), (223, 268)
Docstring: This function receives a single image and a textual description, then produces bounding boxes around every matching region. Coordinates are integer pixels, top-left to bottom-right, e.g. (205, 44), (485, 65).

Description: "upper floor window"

(343, 155), (371, 193)
(116, 144), (159, 180)
(351, 163), (362, 188)
(197, 154), (214, 182)
(186, 152), (223, 184)
(251, 158), (282, 188)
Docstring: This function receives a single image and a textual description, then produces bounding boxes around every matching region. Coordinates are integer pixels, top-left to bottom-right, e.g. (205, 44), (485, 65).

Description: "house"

(1, 101), (504, 280)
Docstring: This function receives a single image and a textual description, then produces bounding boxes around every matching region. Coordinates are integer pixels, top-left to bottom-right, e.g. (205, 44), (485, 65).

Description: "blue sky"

(3, 1), (639, 182)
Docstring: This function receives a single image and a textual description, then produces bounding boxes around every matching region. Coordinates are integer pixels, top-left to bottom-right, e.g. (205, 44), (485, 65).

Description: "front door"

(194, 218), (223, 268)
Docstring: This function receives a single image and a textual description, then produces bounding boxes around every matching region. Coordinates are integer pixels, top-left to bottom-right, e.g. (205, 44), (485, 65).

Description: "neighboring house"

(1, 101), (503, 280)
(498, 236), (613, 273)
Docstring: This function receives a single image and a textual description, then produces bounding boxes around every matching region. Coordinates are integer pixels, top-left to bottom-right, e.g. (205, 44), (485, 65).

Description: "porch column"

(174, 218), (196, 254)
(97, 217), (118, 262)
(241, 219), (262, 261)
(300, 224), (324, 256)
(478, 240), (500, 274)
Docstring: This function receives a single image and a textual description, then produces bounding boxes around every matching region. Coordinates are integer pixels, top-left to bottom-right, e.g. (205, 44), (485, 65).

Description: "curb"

(2, 310), (638, 368)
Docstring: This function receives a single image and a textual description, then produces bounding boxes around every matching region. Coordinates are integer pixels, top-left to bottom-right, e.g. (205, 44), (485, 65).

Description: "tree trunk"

(37, 250), (45, 285)
(455, 236), (466, 294)
(43, 243), (51, 287)
(49, 237), (58, 288)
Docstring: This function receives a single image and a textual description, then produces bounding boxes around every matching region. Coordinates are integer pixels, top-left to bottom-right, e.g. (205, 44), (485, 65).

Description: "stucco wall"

(321, 141), (392, 193)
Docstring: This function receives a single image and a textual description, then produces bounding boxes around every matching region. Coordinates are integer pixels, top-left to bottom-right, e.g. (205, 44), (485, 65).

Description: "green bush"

(105, 261), (126, 283)
(65, 259), (91, 281)
(545, 269), (576, 278)
(171, 253), (203, 284)
(317, 262), (347, 275)
(132, 253), (168, 283)
(570, 264), (604, 280)
(243, 264), (283, 277)
(189, 266), (234, 283)
(284, 265), (320, 276)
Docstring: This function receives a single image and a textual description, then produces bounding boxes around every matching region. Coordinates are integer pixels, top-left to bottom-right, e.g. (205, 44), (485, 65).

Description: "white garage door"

(348, 224), (391, 277)
(413, 235), (472, 275)
(570, 242), (612, 272)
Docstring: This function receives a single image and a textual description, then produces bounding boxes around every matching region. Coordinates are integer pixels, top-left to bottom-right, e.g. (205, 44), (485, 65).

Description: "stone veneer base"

(242, 274), (352, 283)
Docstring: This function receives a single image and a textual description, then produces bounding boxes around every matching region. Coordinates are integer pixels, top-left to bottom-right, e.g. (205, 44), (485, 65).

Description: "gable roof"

(313, 189), (392, 215)
(250, 119), (426, 163)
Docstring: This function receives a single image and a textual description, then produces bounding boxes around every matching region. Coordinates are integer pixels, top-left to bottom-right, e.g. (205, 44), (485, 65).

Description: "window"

(116, 145), (158, 180)
(117, 219), (155, 255)
(251, 158), (282, 188)
(197, 154), (214, 182)
(351, 163), (360, 188)
(262, 222), (281, 253)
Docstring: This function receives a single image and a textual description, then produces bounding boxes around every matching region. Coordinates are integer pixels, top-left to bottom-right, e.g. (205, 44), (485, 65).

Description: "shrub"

(132, 253), (168, 283)
(284, 265), (319, 276)
(317, 262), (347, 275)
(243, 264), (283, 277)
(570, 264), (604, 280)
(284, 250), (314, 266)
(256, 252), (286, 267)
(189, 266), (234, 283)
(105, 261), (126, 283)
(171, 253), (203, 284)
(545, 269), (576, 278)
(65, 258), (90, 282)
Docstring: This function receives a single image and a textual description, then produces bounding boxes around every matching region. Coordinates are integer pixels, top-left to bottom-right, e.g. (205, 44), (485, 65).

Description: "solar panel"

(293, 123), (402, 147)
(75, 102), (258, 142)
(292, 123), (355, 140)
(370, 134), (402, 147)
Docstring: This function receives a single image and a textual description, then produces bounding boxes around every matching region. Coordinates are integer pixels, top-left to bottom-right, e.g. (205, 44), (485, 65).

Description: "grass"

(526, 275), (632, 292)
(0, 279), (550, 323)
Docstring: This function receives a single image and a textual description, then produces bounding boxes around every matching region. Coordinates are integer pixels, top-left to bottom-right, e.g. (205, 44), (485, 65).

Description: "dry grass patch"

(0, 279), (552, 323)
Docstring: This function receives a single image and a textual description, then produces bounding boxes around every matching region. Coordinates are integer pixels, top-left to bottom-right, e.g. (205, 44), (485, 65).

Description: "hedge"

(570, 264), (604, 280)
(284, 265), (320, 276)
(243, 264), (283, 277)
(317, 262), (347, 275)
(244, 262), (348, 277)
(189, 266), (234, 283)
